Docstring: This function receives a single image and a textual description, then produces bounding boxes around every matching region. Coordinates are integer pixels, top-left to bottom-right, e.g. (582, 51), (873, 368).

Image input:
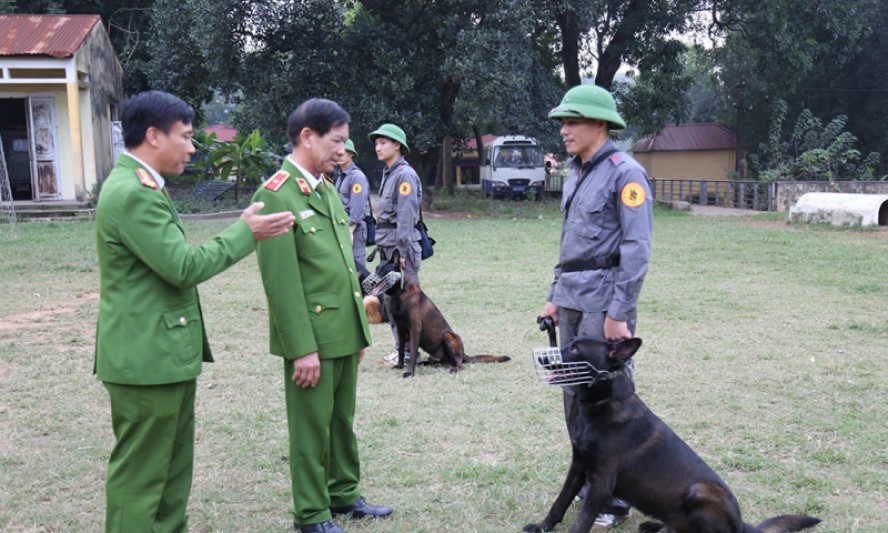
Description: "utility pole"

(733, 77), (746, 180)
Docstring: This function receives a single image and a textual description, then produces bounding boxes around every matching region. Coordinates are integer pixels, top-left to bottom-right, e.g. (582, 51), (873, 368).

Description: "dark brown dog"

(367, 249), (510, 378)
(525, 337), (820, 533)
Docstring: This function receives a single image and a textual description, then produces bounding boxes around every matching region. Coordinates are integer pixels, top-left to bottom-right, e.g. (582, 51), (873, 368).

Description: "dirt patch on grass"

(0, 292), (98, 332)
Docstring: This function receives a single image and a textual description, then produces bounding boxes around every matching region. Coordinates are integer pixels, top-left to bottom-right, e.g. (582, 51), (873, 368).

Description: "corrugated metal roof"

(631, 123), (737, 153)
(0, 14), (101, 58)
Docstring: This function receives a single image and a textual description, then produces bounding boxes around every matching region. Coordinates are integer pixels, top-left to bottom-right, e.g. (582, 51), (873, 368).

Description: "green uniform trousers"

(284, 354), (361, 525)
(104, 379), (196, 533)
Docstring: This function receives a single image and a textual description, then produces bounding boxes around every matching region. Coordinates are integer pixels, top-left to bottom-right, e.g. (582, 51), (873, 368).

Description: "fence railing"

(651, 179), (776, 211)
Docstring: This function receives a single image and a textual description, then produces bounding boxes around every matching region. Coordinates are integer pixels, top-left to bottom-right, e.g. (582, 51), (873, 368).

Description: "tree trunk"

(595, 0), (650, 90)
(555, 10), (582, 88)
(411, 146), (438, 210)
(473, 124), (485, 164)
(442, 134), (454, 195)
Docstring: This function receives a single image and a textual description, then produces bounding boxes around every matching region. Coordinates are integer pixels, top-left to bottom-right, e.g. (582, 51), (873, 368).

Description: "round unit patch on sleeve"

(352, 183), (363, 194)
(399, 182), (412, 196)
(621, 182), (646, 208)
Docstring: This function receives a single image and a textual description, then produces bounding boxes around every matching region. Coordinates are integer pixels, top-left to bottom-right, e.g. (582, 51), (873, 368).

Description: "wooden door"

(27, 97), (61, 201)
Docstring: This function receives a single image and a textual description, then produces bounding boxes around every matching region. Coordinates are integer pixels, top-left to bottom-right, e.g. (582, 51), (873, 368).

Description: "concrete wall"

(78, 24), (123, 198)
(776, 181), (888, 211)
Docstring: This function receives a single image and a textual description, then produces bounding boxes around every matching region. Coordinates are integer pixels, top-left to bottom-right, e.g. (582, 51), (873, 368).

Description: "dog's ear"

(608, 338), (642, 363)
(391, 249), (401, 268)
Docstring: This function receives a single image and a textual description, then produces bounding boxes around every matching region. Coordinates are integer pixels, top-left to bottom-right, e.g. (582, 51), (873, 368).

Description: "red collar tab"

(295, 177), (311, 194)
(135, 168), (158, 190)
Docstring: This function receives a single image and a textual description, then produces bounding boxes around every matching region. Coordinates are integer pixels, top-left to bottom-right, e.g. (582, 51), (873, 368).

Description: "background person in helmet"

(368, 123), (424, 365)
(538, 84), (653, 528)
(334, 139), (371, 273)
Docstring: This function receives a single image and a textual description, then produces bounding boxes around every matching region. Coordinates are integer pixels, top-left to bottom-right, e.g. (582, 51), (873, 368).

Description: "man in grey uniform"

(335, 138), (371, 273)
(538, 84), (653, 528)
(368, 123), (423, 365)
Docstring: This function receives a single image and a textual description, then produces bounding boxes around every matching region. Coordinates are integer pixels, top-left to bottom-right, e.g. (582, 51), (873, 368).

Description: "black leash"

(563, 147), (618, 219)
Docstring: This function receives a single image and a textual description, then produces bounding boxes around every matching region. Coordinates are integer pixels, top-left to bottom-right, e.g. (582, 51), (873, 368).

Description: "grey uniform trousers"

(557, 306), (637, 512)
(351, 224), (367, 274)
(556, 307), (637, 436)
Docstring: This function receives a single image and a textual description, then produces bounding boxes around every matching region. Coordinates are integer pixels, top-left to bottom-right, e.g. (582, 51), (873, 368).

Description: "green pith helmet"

(368, 123), (410, 154)
(345, 138), (357, 157)
(548, 84), (627, 130)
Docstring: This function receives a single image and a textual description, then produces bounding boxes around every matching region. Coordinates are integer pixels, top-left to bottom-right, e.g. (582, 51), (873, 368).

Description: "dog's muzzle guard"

(531, 346), (622, 387)
(361, 271), (403, 296)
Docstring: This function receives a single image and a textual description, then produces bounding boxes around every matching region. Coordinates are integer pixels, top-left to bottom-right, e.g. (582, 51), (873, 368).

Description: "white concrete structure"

(789, 192), (888, 227)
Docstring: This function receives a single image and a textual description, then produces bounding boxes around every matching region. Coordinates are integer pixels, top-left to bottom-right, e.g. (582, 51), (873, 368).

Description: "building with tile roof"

(630, 123), (740, 181)
(0, 14), (123, 202)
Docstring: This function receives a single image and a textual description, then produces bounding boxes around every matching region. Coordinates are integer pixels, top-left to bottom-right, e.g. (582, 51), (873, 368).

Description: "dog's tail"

(464, 354), (511, 364)
(747, 514), (821, 533)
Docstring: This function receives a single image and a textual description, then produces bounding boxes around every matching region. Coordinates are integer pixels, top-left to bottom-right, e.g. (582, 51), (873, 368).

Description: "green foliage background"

(1, 0), (885, 178)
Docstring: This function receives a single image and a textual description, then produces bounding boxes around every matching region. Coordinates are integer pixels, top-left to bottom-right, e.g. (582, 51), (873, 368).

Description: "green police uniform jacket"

(94, 153), (255, 385)
(253, 159), (371, 360)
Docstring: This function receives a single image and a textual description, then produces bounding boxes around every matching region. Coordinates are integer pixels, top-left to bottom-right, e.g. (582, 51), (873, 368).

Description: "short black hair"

(287, 98), (350, 146)
(122, 91), (195, 148)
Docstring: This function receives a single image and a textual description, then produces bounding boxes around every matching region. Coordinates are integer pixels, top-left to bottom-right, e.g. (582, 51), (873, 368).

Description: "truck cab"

(480, 135), (546, 198)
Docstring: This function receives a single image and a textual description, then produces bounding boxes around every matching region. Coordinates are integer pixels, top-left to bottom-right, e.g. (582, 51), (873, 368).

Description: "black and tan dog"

(525, 337), (820, 533)
(363, 249), (510, 378)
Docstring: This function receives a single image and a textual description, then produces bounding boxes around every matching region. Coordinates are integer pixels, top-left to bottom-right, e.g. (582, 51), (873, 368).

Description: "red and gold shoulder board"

(264, 171), (290, 192)
(295, 177), (311, 194)
(135, 168), (157, 190)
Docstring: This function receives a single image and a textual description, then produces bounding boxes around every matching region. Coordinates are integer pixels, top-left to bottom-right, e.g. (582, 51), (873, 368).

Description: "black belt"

(561, 253), (620, 273)
(376, 222), (396, 229)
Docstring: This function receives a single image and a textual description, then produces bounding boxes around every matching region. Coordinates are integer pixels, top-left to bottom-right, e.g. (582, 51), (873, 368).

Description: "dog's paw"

(523, 523), (552, 533)
(394, 363), (404, 369)
(402, 371), (414, 379)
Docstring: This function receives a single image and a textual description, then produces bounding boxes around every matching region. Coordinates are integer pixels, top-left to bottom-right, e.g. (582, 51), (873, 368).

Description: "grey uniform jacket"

(376, 157), (422, 256)
(547, 141), (653, 321)
(335, 162), (370, 225)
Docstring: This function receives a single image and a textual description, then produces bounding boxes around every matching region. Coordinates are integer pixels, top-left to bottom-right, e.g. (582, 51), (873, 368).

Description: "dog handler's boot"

(593, 498), (631, 529)
(382, 348), (409, 367)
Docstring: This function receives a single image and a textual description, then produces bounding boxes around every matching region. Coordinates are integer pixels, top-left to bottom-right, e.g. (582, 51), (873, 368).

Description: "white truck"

(480, 135), (546, 198)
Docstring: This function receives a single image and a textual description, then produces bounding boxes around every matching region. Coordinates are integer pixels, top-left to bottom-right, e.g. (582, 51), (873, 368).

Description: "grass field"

(0, 198), (886, 532)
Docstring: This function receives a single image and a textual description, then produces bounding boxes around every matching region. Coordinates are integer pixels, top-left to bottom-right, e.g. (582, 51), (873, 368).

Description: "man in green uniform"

(95, 90), (295, 533)
(253, 98), (393, 533)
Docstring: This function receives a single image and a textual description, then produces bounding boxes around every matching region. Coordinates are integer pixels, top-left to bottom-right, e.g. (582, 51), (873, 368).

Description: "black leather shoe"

(294, 520), (345, 533)
(330, 497), (393, 519)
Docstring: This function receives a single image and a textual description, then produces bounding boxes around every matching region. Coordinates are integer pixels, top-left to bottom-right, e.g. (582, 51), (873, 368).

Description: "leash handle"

(536, 316), (558, 347)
